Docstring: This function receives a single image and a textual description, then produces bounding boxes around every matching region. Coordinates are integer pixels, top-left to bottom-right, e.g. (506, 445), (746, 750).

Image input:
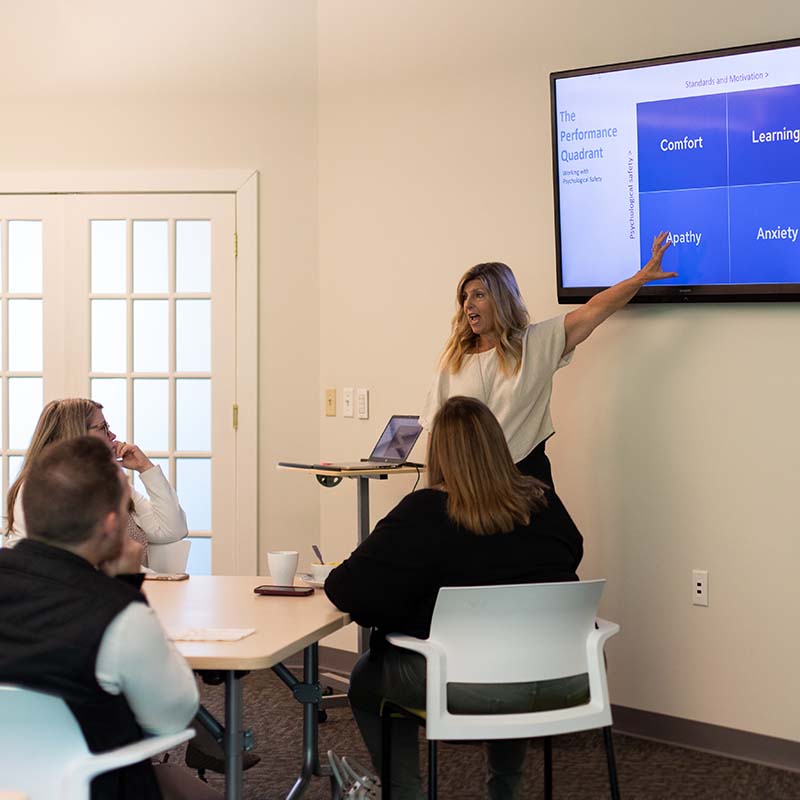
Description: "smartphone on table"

(254, 585), (314, 597)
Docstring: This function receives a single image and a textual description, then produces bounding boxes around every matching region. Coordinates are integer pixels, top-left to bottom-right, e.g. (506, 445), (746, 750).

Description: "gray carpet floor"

(170, 669), (800, 799)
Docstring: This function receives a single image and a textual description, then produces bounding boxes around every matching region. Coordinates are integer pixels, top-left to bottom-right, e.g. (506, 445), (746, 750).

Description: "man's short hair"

(23, 436), (125, 545)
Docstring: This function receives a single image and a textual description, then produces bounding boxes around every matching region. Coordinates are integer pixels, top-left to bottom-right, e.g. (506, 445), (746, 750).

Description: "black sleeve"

(116, 573), (146, 592)
(324, 491), (443, 630)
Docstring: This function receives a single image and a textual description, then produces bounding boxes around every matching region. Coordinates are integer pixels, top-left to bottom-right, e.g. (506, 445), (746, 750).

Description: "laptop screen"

(368, 415), (422, 463)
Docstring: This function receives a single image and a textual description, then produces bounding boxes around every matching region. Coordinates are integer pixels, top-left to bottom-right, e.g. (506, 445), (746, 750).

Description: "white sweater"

(420, 315), (573, 463)
(3, 465), (188, 548)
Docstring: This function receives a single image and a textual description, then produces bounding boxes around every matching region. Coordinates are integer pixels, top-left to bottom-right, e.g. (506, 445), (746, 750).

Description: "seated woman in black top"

(325, 396), (587, 800)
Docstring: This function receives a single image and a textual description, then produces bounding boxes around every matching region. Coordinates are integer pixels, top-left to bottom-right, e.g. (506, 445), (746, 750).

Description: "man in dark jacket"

(0, 436), (199, 800)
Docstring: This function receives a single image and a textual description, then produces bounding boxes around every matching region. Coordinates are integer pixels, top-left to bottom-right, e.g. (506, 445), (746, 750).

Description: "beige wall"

(318, 1), (800, 741)
(0, 1), (321, 570)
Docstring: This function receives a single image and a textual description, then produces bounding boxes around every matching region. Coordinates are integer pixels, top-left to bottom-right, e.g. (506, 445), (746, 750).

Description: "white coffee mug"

(267, 550), (299, 587)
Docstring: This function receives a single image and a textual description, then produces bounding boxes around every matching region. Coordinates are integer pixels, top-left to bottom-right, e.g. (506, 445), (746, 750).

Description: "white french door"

(0, 190), (250, 575)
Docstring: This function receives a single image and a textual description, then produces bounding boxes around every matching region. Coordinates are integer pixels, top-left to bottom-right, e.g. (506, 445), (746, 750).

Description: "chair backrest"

(0, 683), (195, 799)
(428, 579), (605, 684)
(148, 539), (191, 573)
(403, 580), (620, 740)
(0, 684), (91, 799)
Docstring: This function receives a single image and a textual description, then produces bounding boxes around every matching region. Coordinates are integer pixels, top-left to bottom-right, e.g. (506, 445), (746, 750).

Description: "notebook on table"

(279, 415), (423, 472)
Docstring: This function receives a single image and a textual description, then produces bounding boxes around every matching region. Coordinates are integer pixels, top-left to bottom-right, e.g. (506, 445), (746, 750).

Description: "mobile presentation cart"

(276, 463), (424, 652)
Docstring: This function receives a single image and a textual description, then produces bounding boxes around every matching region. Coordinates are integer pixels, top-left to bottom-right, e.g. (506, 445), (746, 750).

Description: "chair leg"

(381, 707), (393, 800)
(543, 736), (553, 800)
(427, 739), (437, 800)
(602, 726), (621, 800)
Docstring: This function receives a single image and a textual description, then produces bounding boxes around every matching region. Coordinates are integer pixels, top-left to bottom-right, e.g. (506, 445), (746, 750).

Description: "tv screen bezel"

(550, 37), (800, 304)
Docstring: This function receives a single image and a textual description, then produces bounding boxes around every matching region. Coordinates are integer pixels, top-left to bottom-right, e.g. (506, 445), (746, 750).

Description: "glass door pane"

(0, 197), (63, 535)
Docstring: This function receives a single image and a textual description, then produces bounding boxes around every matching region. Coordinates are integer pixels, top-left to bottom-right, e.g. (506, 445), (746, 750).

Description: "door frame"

(0, 170), (259, 575)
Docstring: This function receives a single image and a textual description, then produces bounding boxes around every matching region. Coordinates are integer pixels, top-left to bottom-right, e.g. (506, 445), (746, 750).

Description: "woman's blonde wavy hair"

(5, 398), (102, 535)
(439, 262), (530, 376)
(426, 396), (547, 535)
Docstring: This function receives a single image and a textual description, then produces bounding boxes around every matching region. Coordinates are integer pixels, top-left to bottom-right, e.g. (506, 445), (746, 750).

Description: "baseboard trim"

(319, 645), (359, 674)
(316, 647), (799, 773)
(611, 705), (800, 773)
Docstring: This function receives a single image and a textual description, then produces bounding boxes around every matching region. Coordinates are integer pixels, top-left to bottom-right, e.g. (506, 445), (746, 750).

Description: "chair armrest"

(586, 618), (620, 662)
(593, 618), (620, 643)
(385, 633), (448, 721)
(585, 618), (620, 714)
(385, 633), (439, 659)
(68, 727), (195, 782)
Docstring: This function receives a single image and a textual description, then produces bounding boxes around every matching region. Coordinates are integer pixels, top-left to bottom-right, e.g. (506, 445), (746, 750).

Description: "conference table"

(145, 575), (352, 800)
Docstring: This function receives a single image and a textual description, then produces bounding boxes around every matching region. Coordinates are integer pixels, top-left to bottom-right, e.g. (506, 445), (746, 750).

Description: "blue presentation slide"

(639, 189), (729, 285)
(728, 84), (800, 187)
(637, 82), (800, 285)
(637, 94), (728, 193)
(554, 44), (800, 289)
(729, 183), (800, 283)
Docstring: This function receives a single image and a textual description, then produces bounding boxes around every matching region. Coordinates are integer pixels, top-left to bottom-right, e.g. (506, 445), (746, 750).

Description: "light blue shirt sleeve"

(95, 601), (199, 735)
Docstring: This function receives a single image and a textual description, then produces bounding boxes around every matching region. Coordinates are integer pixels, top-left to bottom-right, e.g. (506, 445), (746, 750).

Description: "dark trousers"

(515, 440), (554, 489)
(348, 645), (589, 800)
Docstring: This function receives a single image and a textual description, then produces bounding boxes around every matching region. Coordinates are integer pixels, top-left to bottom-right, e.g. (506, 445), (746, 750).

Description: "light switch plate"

(343, 387), (354, 417)
(357, 388), (369, 419)
(325, 388), (336, 417)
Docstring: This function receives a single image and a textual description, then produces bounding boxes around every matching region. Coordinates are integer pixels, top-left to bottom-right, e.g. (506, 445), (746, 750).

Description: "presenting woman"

(420, 233), (675, 486)
(4, 398), (187, 565)
(325, 396), (586, 800)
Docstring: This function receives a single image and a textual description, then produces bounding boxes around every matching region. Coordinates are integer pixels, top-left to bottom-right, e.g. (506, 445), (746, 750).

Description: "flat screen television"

(551, 37), (800, 303)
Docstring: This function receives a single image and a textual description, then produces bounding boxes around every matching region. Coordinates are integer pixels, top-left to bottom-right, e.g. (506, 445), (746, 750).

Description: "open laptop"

(279, 415), (423, 472)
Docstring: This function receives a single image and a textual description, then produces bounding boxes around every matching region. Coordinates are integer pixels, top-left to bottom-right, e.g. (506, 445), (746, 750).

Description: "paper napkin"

(170, 627), (256, 642)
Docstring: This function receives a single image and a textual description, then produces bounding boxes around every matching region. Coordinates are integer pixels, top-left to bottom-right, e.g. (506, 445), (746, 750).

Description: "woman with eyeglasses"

(3, 398), (187, 565)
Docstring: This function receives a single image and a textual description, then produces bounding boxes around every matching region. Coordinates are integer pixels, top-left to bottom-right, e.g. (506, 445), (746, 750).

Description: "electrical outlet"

(325, 388), (336, 417)
(692, 569), (708, 606)
(343, 387), (354, 418)
(357, 388), (369, 419)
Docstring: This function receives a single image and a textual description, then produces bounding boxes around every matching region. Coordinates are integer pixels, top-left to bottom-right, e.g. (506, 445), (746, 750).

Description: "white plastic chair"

(0, 684), (194, 800)
(381, 579), (621, 800)
(147, 539), (191, 574)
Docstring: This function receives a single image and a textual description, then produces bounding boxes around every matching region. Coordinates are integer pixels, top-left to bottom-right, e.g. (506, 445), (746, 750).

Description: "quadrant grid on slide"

(637, 82), (800, 285)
